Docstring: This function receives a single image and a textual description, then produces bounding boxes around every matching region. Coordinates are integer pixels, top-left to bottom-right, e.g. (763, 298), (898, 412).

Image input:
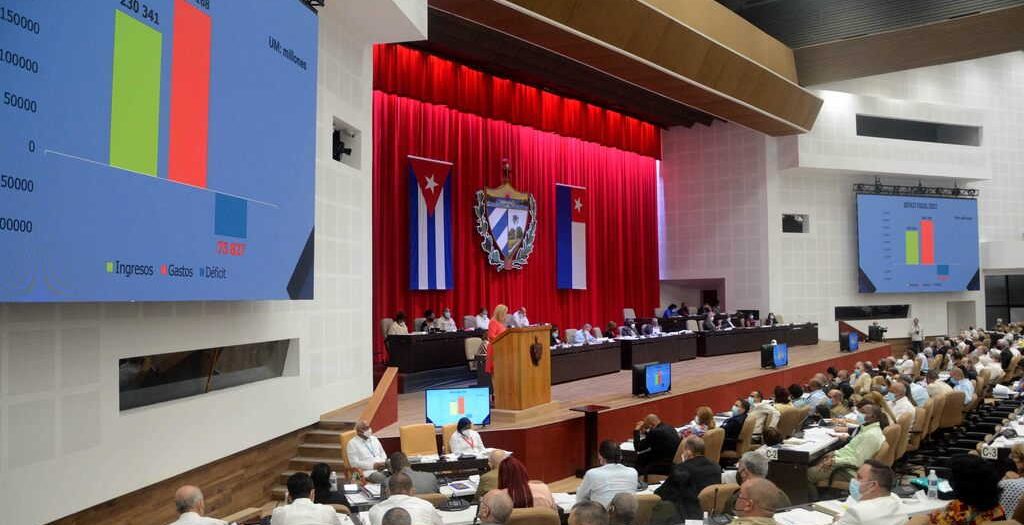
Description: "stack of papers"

(774, 508), (835, 525)
(363, 483), (382, 499)
(812, 499), (849, 516)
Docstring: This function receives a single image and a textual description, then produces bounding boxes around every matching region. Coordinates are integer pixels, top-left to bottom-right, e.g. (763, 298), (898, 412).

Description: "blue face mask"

(884, 393), (896, 402)
(856, 412), (866, 424)
(747, 396), (756, 406)
(849, 479), (862, 501)
(732, 406), (741, 416)
(825, 398), (834, 408)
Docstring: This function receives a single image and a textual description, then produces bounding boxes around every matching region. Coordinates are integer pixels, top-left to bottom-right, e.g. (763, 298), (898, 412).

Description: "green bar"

(109, 10), (162, 176)
(905, 229), (920, 265)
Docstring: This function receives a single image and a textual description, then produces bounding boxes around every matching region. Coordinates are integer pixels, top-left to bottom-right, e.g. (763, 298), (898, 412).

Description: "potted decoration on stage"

(473, 159), (537, 271)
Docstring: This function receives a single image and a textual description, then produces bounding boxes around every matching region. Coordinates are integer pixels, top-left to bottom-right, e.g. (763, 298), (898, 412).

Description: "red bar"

(457, 395), (465, 414)
(920, 219), (935, 265)
(168, 0), (211, 187)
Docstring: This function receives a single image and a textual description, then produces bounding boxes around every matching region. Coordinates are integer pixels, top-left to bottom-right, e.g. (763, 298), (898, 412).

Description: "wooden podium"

(492, 325), (551, 411)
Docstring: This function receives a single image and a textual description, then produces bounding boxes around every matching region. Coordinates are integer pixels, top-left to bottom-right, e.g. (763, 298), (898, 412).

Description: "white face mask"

(443, 312), (451, 319)
(363, 428), (373, 438)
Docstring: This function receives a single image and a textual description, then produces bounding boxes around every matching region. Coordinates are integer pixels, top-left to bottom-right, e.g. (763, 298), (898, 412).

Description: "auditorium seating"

(399, 423), (438, 456)
(634, 494), (662, 525)
(720, 414), (757, 464)
(441, 423), (457, 454)
(508, 507), (560, 525)
(701, 428), (726, 465)
(464, 315), (476, 329)
(699, 483), (739, 515)
(464, 336), (483, 370)
(339, 430), (357, 470)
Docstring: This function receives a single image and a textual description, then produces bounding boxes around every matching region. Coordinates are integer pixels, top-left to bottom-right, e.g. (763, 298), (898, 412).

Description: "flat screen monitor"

(840, 332), (860, 352)
(632, 362), (671, 396)
(856, 194), (980, 293)
(773, 343), (789, 368)
(425, 387), (491, 427)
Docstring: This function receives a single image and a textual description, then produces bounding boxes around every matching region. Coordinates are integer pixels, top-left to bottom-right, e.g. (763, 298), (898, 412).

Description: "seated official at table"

(605, 321), (619, 338)
(169, 485), (226, 525)
(921, 454), (1005, 525)
(620, 320), (640, 337)
(608, 493), (637, 525)
(475, 307), (489, 331)
(368, 473), (443, 525)
(435, 308), (457, 332)
(476, 449), (508, 498)
(387, 312), (409, 336)
(272, 472), (343, 525)
(310, 462), (350, 509)
(418, 310), (436, 332)
(550, 325), (564, 346)
(722, 399), (750, 451)
(478, 490), (514, 525)
(383, 452), (438, 496)
(652, 437), (722, 523)
(642, 318), (662, 336)
(574, 324), (598, 344)
(662, 303), (679, 318)
(681, 406), (716, 438)
(577, 440), (639, 507)
(730, 479), (787, 525)
(763, 312), (778, 326)
(806, 404), (885, 494)
(701, 313), (716, 331)
(633, 413), (681, 476)
(718, 315), (736, 330)
(347, 420), (388, 483)
(450, 417), (486, 455)
(499, 456), (557, 511)
(679, 303), (691, 316)
(509, 307), (530, 328)
(836, 460), (903, 525)
(743, 314), (758, 328)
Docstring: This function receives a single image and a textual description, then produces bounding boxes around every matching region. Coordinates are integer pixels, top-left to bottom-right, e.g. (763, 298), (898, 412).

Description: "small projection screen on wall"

(0, 0), (317, 302)
(856, 194), (980, 293)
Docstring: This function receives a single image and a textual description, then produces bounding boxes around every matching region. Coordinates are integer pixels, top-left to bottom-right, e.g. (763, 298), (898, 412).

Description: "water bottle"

(330, 470), (338, 492)
(703, 511), (710, 525)
(927, 469), (938, 499)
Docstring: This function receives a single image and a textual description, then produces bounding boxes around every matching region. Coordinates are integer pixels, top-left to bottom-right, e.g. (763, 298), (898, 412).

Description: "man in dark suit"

(633, 414), (680, 476)
(721, 399), (750, 452)
(652, 436), (723, 524)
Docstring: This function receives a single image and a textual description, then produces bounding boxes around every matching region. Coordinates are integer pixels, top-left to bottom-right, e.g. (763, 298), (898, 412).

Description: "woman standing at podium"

(484, 304), (509, 374)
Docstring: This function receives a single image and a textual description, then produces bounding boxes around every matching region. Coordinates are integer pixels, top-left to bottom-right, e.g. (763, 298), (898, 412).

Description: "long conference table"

(391, 324), (819, 385)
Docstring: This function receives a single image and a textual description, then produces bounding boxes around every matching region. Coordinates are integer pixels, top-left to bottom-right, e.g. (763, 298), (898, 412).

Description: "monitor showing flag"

(408, 155), (454, 290)
(556, 183), (587, 289)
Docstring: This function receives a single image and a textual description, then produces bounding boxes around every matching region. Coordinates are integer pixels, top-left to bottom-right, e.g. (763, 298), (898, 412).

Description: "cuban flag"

(408, 155), (454, 290)
(556, 183), (587, 289)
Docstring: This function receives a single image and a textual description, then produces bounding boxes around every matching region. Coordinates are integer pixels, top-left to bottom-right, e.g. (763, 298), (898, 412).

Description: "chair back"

(895, 412), (913, 460)
(414, 317), (426, 331)
(940, 391), (966, 428)
(872, 441), (892, 466)
(623, 308), (637, 320)
(634, 494), (662, 525)
(441, 423), (458, 454)
(907, 406), (929, 451)
(876, 423), (901, 466)
(967, 372), (988, 411)
(400, 423), (438, 456)
(775, 405), (808, 439)
(1007, 355), (1022, 382)
(464, 315), (476, 330)
(416, 493), (449, 508)
(734, 412), (758, 455)
(508, 508), (560, 525)
(565, 329), (578, 342)
(686, 320), (699, 332)
(653, 308), (661, 318)
(339, 430), (356, 469)
(927, 393), (946, 436)
(380, 318), (394, 339)
(330, 504), (352, 515)
(1014, 495), (1024, 524)
(702, 428), (726, 464)
(912, 358), (922, 379)
(464, 337), (484, 368)
(698, 483), (740, 514)
(593, 327), (603, 338)
(929, 355), (942, 371)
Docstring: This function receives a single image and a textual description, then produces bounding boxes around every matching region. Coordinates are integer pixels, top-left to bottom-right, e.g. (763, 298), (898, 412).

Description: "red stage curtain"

(374, 45), (661, 159)
(372, 91), (660, 363)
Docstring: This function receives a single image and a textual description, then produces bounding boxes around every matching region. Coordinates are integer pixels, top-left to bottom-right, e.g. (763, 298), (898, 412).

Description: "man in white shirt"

(368, 473), (443, 525)
(886, 382), (915, 426)
(348, 420), (388, 483)
(509, 307), (530, 328)
(573, 324), (598, 344)
(474, 308), (489, 331)
(434, 308), (457, 332)
(271, 473), (343, 525)
(950, 367), (974, 405)
(836, 460), (905, 525)
(168, 485), (225, 525)
(746, 391), (780, 435)
(577, 441), (639, 507)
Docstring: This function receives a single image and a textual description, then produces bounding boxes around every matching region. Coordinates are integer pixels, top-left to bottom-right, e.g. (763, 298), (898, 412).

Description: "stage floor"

(326, 341), (891, 438)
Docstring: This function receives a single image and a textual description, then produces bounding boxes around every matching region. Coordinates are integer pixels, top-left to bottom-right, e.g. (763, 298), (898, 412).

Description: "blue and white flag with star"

(556, 183), (587, 290)
(408, 155), (454, 290)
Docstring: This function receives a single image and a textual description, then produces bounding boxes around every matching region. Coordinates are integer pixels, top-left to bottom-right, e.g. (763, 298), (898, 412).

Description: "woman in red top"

(485, 304), (509, 374)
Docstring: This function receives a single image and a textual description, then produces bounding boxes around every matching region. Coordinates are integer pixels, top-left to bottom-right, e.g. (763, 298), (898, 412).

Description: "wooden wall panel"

(50, 427), (309, 525)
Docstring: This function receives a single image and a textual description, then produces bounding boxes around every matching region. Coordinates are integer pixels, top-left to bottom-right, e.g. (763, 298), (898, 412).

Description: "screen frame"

(423, 386), (492, 427)
(773, 343), (789, 367)
(644, 362), (672, 395)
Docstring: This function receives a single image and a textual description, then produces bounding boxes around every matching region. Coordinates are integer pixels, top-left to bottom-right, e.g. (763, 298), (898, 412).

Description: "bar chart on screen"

(0, 0), (317, 301)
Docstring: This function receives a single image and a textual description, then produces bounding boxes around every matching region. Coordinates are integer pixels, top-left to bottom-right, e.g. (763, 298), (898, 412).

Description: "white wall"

(0, 3), (426, 524)
(659, 122), (772, 314)
(660, 52), (1024, 341)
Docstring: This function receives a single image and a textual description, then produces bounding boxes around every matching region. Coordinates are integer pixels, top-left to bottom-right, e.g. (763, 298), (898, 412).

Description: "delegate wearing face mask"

(347, 422), (388, 483)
